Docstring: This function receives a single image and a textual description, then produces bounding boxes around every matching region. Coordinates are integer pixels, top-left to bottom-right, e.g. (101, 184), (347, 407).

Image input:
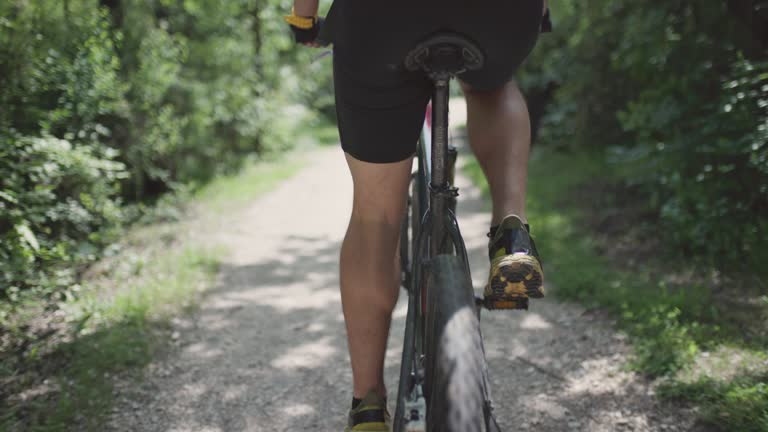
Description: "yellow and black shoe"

(344, 390), (391, 432)
(483, 214), (544, 310)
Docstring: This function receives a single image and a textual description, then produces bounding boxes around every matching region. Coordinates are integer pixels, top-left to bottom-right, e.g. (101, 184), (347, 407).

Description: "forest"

(1, 0), (334, 306)
(1, 0), (767, 430)
(2, 0), (766, 311)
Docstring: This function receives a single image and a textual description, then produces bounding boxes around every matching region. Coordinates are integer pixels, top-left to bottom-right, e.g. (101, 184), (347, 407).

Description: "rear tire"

(425, 255), (485, 432)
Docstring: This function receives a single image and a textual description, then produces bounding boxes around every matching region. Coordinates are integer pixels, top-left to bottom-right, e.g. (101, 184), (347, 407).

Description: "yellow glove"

(283, 7), (317, 30)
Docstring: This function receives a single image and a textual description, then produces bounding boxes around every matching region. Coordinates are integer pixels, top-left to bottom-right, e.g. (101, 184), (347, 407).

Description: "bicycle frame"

(418, 79), (471, 276)
(395, 78), (474, 431)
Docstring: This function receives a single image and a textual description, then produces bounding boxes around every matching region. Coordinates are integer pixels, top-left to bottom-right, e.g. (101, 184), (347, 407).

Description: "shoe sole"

(482, 296), (529, 310)
(484, 253), (544, 310)
(344, 414), (391, 432)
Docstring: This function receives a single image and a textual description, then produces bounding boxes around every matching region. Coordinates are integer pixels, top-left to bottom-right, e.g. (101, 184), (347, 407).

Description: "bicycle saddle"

(404, 32), (485, 78)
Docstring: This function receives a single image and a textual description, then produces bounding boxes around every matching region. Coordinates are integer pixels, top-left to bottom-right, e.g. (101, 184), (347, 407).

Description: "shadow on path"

(108, 145), (701, 432)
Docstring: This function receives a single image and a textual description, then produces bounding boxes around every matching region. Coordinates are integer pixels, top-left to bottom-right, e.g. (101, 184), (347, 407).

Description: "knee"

(348, 212), (403, 248)
(350, 194), (406, 231)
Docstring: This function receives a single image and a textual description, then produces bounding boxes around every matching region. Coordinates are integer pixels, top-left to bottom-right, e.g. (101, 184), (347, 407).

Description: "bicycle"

(394, 32), (522, 432)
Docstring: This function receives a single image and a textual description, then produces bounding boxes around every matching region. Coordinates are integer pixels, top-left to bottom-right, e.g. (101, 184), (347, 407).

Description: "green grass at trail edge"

(464, 147), (768, 432)
(658, 372), (768, 431)
(0, 247), (221, 432)
(191, 119), (329, 210)
(308, 122), (341, 147)
(193, 152), (307, 210)
(1, 149), (308, 431)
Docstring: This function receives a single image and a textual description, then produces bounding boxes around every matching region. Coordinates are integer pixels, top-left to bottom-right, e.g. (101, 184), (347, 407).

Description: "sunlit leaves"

(518, 0), (768, 272)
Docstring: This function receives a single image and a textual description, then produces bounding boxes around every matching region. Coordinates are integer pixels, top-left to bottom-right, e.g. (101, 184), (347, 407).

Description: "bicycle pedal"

(479, 296), (529, 310)
(404, 395), (426, 432)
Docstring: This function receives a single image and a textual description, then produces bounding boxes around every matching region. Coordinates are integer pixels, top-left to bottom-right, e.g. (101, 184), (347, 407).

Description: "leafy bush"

(0, 134), (127, 300)
(626, 305), (700, 376)
(659, 373), (768, 432)
(0, 0), (333, 304)
(520, 0), (768, 274)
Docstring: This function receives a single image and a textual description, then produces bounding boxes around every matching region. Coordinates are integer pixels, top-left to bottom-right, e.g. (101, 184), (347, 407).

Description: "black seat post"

(431, 76), (450, 195)
(404, 32), (485, 256)
(429, 77), (451, 256)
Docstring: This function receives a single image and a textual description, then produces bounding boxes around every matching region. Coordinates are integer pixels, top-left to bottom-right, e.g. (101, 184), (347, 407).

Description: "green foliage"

(659, 373), (768, 432)
(116, 0), (304, 196)
(1, 244), (222, 431)
(466, 150), (715, 376)
(520, 0), (768, 274)
(40, 321), (154, 431)
(0, 2), (127, 137)
(464, 146), (768, 431)
(193, 151), (306, 210)
(0, 134), (127, 300)
(627, 304), (701, 376)
(0, 0), (331, 304)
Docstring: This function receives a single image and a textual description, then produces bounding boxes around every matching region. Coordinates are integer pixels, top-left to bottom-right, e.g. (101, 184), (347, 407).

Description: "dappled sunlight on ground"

(108, 146), (700, 432)
(519, 313), (554, 330)
(225, 283), (340, 313)
(520, 395), (569, 420)
(178, 383), (208, 400)
(182, 342), (225, 360)
(280, 403), (316, 417)
(272, 337), (338, 370)
(222, 384), (249, 402)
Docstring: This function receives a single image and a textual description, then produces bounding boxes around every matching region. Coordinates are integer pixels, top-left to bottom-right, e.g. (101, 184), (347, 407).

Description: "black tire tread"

(426, 255), (485, 432)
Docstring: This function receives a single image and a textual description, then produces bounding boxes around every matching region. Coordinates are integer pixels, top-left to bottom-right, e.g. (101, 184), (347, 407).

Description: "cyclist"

(286, 1), (550, 430)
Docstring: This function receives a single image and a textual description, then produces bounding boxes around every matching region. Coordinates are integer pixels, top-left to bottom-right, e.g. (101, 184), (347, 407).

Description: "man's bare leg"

(340, 153), (413, 399)
(461, 80), (531, 226)
(462, 79), (545, 304)
(340, 79), (532, 397)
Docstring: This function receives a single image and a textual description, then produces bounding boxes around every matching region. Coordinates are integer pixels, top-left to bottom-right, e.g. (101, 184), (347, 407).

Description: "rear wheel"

(425, 255), (486, 432)
(394, 173), (425, 432)
(399, 170), (426, 293)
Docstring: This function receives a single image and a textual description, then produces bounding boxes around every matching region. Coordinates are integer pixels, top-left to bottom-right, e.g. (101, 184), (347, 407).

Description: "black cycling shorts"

(327, 0), (544, 164)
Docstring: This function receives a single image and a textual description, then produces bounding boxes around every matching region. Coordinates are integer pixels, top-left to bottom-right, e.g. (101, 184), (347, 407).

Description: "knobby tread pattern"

(487, 254), (544, 300)
(426, 255), (487, 432)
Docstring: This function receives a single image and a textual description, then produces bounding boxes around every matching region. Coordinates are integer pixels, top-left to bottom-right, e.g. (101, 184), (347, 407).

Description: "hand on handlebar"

(284, 11), (326, 47)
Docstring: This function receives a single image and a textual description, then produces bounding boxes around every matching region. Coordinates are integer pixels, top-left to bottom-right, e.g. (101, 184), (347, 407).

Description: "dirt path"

(108, 142), (699, 431)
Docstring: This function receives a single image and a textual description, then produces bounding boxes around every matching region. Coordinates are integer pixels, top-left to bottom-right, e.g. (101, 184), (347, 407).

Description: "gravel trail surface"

(108, 143), (698, 432)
